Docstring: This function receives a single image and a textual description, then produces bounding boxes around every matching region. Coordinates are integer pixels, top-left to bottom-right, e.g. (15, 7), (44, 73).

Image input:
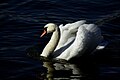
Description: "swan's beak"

(40, 29), (47, 37)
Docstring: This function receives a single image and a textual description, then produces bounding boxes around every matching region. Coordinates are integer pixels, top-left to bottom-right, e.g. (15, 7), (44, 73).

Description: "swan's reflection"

(42, 60), (82, 80)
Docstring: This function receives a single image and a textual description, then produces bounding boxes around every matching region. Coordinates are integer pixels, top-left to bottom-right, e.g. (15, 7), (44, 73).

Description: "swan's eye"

(44, 27), (47, 32)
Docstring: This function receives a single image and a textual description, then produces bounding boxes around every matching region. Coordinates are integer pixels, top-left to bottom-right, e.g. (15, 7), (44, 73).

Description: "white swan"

(40, 20), (85, 58)
(40, 21), (105, 62)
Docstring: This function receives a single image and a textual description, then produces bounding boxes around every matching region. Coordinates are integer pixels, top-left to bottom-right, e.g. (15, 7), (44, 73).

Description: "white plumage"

(56, 24), (102, 60)
(55, 20), (86, 51)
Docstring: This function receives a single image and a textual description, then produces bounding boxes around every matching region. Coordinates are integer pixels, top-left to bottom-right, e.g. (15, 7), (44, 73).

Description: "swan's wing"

(66, 24), (101, 60)
(56, 24), (103, 60)
(56, 24), (88, 60)
(54, 20), (86, 51)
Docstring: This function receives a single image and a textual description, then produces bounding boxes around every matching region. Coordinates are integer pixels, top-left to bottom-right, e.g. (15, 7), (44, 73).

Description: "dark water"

(0, 0), (120, 80)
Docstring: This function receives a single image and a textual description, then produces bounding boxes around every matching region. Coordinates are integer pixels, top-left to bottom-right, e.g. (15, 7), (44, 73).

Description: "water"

(0, 0), (120, 80)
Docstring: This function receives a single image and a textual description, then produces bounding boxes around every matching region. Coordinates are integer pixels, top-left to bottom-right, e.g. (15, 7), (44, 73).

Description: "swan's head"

(40, 23), (57, 37)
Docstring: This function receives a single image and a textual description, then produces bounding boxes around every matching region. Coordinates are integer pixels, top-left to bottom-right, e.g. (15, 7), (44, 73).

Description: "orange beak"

(40, 29), (47, 37)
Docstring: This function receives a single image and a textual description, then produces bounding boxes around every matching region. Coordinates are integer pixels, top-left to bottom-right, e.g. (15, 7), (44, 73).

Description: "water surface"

(0, 0), (120, 80)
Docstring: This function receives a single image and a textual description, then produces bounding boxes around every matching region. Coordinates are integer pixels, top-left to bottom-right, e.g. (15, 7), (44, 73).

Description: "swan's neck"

(40, 27), (60, 57)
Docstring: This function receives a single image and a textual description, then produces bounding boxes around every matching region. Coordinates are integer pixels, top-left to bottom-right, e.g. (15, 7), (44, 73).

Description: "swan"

(40, 21), (105, 63)
(56, 24), (102, 61)
(40, 20), (86, 58)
